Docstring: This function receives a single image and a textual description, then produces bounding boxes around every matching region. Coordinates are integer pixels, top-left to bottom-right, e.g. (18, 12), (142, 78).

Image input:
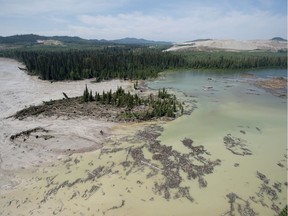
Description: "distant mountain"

(0, 34), (172, 46)
(0, 34), (46, 44)
(112, 37), (172, 45)
(0, 34), (109, 45)
(271, 37), (287, 42)
(185, 39), (212, 43)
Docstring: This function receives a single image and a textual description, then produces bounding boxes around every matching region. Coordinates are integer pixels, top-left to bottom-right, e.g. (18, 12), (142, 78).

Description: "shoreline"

(0, 58), (194, 197)
(0, 58), (136, 193)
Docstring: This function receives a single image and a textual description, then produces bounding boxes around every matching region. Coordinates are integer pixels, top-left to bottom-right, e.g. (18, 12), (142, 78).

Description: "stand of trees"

(180, 51), (287, 69)
(1, 46), (286, 82)
(83, 86), (183, 119)
(3, 47), (185, 81)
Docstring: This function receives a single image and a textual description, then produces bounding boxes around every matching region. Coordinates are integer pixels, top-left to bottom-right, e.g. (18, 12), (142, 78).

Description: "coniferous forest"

(1, 45), (287, 81)
(2, 47), (185, 81)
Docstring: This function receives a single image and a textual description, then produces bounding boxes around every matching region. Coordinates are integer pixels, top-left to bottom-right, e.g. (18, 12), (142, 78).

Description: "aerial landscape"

(0, 0), (287, 216)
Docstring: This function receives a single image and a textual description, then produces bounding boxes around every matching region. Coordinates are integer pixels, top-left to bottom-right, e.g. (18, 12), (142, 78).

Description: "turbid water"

(0, 58), (287, 216)
(148, 69), (287, 215)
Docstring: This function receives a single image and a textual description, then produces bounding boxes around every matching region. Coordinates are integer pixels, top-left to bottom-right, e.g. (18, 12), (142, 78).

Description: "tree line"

(180, 51), (287, 69)
(83, 86), (183, 119)
(0, 46), (286, 82)
(3, 47), (185, 81)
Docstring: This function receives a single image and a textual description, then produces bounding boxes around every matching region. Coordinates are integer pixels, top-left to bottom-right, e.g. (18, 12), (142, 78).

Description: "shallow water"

(148, 69), (287, 215)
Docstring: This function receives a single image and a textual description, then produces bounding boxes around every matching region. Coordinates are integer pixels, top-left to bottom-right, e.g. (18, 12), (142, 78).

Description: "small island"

(13, 86), (185, 122)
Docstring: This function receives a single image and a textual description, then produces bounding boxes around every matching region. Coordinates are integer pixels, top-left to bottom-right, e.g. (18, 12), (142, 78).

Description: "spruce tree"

(83, 84), (89, 102)
(89, 90), (94, 101)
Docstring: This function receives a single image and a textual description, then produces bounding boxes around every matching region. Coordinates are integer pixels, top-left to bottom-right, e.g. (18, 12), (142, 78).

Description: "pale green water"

(148, 69), (287, 215)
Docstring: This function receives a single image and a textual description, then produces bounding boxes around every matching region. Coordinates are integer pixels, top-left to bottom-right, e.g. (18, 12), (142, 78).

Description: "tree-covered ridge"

(0, 34), (172, 46)
(83, 86), (183, 119)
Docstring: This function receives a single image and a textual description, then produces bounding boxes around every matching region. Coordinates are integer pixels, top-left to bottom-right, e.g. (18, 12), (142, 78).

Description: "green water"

(148, 69), (287, 215)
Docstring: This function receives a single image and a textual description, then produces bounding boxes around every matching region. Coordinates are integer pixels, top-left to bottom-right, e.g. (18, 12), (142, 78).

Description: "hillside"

(166, 39), (287, 52)
(0, 34), (171, 46)
(111, 37), (171, 45)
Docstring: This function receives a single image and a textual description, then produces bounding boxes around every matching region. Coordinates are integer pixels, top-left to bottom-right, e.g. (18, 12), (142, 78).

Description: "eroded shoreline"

(0, 58), (194, 194)
(0, 58), (135, 193)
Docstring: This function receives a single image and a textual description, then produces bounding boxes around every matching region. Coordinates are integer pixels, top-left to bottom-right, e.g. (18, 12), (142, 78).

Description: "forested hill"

(111, 37), (172, 45)
(0, 34), (101, 45)
(0, 34), (172, 46)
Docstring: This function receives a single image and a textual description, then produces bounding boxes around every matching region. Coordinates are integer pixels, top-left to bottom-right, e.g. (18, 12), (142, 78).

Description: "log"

(62, 92), (69, 99)
(141, 160), (162, 171)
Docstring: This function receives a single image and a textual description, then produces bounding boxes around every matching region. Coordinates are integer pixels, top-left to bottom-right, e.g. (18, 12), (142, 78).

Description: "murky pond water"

(148, 69), (287, 215)
(0, 58), (286, 216)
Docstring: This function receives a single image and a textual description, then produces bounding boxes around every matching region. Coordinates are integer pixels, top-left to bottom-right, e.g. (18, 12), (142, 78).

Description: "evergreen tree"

(83, 84), (89, 102)
(89, 90), (94, 101)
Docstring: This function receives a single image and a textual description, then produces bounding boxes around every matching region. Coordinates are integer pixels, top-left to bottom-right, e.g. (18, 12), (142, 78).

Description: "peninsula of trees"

(13, 87), (184, 122)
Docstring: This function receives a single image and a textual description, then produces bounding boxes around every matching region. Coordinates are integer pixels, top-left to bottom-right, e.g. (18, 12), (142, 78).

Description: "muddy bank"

(0, 58), (133, 191)
(254, 77), (287, 97)
(11, 96), (134, 122)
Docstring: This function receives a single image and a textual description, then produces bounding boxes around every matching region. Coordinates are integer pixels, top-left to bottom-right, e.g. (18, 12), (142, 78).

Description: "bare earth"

(166, 39), (287, 52)
(254, 77), (287, 97)
(0, 58), (132, 190)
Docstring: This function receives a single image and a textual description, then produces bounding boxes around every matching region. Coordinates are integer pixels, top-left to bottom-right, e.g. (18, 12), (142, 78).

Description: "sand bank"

(0, 58), (132, 190)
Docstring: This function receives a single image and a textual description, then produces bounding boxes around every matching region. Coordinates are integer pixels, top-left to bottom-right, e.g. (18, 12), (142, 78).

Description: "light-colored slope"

(166, 39), (287, 52)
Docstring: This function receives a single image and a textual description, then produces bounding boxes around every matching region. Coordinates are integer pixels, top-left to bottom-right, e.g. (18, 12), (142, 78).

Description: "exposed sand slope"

(166, 39), (287, 52)
(0, 58), (132, 190)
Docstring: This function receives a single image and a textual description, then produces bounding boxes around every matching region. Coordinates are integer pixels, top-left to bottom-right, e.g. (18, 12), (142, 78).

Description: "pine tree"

(173, 101), (177, 112)
(89, 90), (94, 101)
(83, 84), (89, 102)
